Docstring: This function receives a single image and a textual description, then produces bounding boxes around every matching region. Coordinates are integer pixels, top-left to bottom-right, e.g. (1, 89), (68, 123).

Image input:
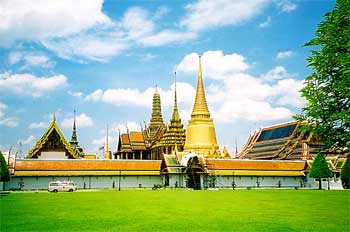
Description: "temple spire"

(148, 87), (165, 140)
(106, 125), (109, 153)
(70, 110), (78, 145)
(171, 72), (180, 122)
(191, 55), (210, 118)
(184, 54), (219, 157)
(104, 124), (111, 159)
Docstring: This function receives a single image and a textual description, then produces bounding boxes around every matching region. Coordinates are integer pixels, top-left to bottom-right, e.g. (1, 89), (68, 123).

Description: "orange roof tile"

(15, 160), (161, 171)
(121, 134), (130, 144)
(206, 159), (306, 171)
(130, 132), (144, 142)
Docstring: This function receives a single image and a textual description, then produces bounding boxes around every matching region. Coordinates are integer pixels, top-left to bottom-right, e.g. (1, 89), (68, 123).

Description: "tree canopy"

(296, 0), (350, 154)
(309, 153), (333, 189)
(0, 150), (10, 182)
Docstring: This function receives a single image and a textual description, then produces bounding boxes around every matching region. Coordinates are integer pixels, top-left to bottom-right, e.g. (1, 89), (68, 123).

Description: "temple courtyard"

(1, 189), (349, 231)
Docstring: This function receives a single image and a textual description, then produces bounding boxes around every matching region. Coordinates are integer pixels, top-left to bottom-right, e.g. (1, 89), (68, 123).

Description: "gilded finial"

(53, 113), (56, 122)
(191, 54), (210, 118)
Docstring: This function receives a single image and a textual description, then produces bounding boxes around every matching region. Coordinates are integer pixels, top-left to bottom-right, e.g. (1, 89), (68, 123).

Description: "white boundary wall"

(5, 175), (162, 190)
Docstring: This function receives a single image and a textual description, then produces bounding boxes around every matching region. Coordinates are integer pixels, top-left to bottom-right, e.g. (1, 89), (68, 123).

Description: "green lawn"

(1, 189), (349, 231)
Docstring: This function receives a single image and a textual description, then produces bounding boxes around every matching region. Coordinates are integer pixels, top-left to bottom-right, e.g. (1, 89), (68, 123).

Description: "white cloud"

(121, 7), (196, 47)
(115, 121), (142, 133)
(176, 51), (305, 122)
(276, 50), (294, 59)
(0, 102), (18, 127)
(18, 135), (35, 145)
(122, 7), (154, 40)
(28, 121), (49, 129)
(273, 78), (306, 107)
(42, 31), (129, 62)
(68, 91), (83, 98)
(261, 66), (295, 81)
(85, 82), (195, 108)
(180, 0), (269, 32)
(0, 73), (67, 97)
(0, 0), (111, 46)
(140, 30), (197, 46)
(0, 102), (7, 118)
(92, 136), (108, 146)
(8, 51), (54, 69)
(61, 113), (94, 129)
(277, 0), (297, 13)
(153, 6), (170, 20)
(177, 51), (249, 80)
(0, 117), (18, 128)
(258, 16), (271, 28)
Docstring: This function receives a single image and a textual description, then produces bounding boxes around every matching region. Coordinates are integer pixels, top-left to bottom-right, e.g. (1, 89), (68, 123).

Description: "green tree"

(340, 156), (350, 189)
(296, 0), (350, 154)
(309, 153), (333, 190)
(0, 150), (10, 190)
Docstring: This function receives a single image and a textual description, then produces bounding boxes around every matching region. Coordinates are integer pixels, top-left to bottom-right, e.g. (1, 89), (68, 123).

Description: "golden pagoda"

(184, 56), (219, 157)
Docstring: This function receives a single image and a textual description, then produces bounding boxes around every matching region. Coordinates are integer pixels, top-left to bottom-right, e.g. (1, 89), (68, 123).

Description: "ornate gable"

(27, 118), (79, 159)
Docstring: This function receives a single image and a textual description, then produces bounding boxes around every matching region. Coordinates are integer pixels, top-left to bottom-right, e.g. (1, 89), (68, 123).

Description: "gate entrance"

(186, 156), (205, 190)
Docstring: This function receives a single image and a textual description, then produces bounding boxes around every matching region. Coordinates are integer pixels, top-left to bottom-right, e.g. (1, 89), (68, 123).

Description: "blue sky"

(0, 0), (335, 157)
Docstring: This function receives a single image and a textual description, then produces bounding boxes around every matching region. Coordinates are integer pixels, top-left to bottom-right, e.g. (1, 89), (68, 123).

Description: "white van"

(48, 181), (77, 192)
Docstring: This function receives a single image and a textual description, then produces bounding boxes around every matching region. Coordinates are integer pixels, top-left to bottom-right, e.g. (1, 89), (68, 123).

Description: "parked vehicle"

(48, 181), (77, 192)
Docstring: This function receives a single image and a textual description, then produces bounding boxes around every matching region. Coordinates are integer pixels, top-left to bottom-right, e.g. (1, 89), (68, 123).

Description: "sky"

(0, 0), (335, 158)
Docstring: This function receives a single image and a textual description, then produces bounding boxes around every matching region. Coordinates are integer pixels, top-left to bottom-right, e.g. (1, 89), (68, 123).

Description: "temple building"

(239, 121), (345, 160)
(183, 56), (220, 158)
(152, 72), (186, 155)
(115, 130), (147, 160)
(27, 115), (80, 159)
(2, 54), (348, 191)
(143, 87), (166, 151)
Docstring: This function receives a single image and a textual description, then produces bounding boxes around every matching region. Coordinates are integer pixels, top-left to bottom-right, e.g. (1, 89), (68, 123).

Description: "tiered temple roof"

(143, 88), (166, 148)
(28, 116), (79, 159)
(115, 131), (148, 159)
(153, 73), (186, 154)
(239, 121), (342, 160)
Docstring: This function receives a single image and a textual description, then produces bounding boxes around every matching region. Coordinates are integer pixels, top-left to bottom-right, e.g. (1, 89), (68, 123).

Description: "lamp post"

(118, 170), (121, 191)
(232, 170), (235, 190)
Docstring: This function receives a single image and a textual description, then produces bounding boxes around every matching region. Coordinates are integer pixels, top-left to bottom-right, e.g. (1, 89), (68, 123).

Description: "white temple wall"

(207, 175), (304, 188)
(168, 174), (184, 188)
(5, 175), (162, 190)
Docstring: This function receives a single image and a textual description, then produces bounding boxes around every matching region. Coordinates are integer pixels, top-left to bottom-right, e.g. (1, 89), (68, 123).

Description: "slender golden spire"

(104, 124), (111, 159)
(105, 125), (109, 153)
(184, 55), (219, 157)
(191, 56), (210, 118)
(171, 72), (180, 122)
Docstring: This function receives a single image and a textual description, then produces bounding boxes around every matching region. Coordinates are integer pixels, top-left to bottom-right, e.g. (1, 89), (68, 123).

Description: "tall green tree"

(0, 150), (10, 191)
(296, 0), (350, 154)
(309, 153), (333, 190)
(340, 156), (350, 189)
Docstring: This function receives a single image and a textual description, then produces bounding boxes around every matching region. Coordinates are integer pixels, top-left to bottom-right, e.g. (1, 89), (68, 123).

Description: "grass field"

(1, 189), (349, 231)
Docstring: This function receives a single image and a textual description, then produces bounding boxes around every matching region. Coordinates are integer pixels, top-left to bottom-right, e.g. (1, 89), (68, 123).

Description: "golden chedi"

(184, 56), (219, 157)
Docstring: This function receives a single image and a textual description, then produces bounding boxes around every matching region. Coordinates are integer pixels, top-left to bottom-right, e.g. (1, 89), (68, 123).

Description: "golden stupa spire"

(191, 55), (210, 118)
(104, 124), (111, 159)
(184, 54), (219, 157)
